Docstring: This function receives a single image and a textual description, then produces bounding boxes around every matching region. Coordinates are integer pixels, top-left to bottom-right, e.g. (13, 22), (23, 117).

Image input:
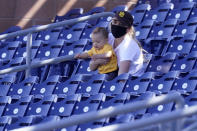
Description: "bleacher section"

(0, 1), (197, 130)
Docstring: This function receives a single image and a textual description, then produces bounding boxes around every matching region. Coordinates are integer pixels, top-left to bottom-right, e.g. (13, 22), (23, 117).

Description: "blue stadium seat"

(49, 94), (80, 117)
(0, 26), (21, 42)
(35, 39), (64, 59)
(100, 73), (130, 94)
(185, 91), (197, 106)
(173, 17), (197, 37)
(76, 74), (106, 95)
(15, 32), (38, 43)
(99, 93), (130, 110)
(54, 8), (84, 22)
(167, 2), (195, 23)
(126, 92), (156, 116)
(172, 70), (197, 92)
(189, 5), (197, 19)
(25, 95), (56, 116)
(146, 53), (177, 73)
(166, 34), (196, 54)
(147, 71), (180, 94)
(72, 93), (105, 115)
(58, 124), (78, 131)
(170, 51), (197, 72)
(81, 21), (109, 40)
(0, 41), (20, 61)
(135, 19), (155, 41)
(191, 38), (197, 52)
(0, 96), (10, 116)
(3, 95), (32, 117)
(58, 22), (87, 42)
(0, 116), (10, 131)
(14, 40), (42, 59)
(8, 76), (38, 96)
(124, 72), (155, 94)
(148, 18), (178, 39)
(30, 75), (60, 96)
(53, 74), (83, 95)
(0, 75), (15, 96)
(130, 4), (151, 25)
(144, 3), (173, 23)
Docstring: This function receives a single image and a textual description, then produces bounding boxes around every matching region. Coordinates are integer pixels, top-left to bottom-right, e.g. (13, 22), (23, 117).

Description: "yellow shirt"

(87, 43), (118, 74)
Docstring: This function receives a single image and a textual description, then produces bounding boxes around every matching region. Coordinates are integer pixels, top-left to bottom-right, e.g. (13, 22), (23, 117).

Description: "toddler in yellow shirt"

(75, 27), (118, 80)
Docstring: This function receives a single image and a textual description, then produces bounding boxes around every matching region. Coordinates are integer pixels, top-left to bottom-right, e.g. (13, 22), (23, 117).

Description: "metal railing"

(0, 12), (115, 78)
(12, 92), (185, 131)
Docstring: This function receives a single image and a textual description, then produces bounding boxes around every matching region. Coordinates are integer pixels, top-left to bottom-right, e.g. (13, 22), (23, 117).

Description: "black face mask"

(111, 24), (127, 38)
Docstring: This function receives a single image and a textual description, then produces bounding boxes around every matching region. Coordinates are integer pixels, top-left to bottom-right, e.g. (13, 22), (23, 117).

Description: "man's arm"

(118, 60), (131, 75)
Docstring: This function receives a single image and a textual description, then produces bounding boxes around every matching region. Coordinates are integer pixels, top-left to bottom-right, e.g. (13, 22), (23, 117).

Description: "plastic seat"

(99, 93), (130, 110)
(77, 119), (105, 131)
(189, 6), (197, 19)
(185, 91), (197, 106)
(3, 95), (32, 117)
(8, 76), (38, 96)
(0, 96), (10, 116)
(0, 116), (10, 131)
(15, 31), (38, 43)
(147, 71), (180, 94)
(77, 74), (106, 95)
(14, 40), (42, 59)
(144, 3), (173, 23)
(172, 70), (197, 92)
(35, 29), (61, 42)
(25, 95), (56, 116)
(30, 75), (60, 96)
(54, 8), (84, 22)
(170, 51), (197, 72)
(131, 4), (151, 25)
(126, 92), (156, 116)
(148, 19), (178, 39)
(100, 73), (130, 95)
(0, 75), (15, 96)
(135, 19), (155, 41)
(49, 94), (81, 117)
(0, 41), (20, 61)
(173, 17), (197, 37)
(35, 39), (64, 59)
(72, 93), (105, 115)
(0, 26), (21, 42)
(58, 22), (87, 42)
(166, 34), (196, 54)
(167, 2), (195, 23)
(124, 72), (155, 94)
(81, 21), (109, 40)
(146, 53), (177, 73)
(147, 93), (175, 114)
(54, 74), (83, 95)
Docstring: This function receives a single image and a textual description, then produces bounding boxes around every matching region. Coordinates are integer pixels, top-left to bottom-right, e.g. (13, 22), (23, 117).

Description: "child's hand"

(74, 54), (81, 59)
(91, 55), (98, 60)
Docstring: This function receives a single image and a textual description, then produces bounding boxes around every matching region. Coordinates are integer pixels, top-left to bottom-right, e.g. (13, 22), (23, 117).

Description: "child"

(74, 27), (118, 80)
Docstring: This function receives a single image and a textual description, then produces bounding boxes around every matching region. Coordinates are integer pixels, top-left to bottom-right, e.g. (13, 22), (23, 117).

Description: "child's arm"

(74, 52), (89, 59)
(89, 59), (109, 71)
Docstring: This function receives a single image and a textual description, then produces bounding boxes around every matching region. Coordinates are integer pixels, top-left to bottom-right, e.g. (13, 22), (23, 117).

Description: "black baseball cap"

(115, 11), (134, 27)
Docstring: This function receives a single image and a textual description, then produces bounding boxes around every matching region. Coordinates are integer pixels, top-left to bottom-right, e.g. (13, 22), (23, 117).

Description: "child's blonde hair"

(92, 27), (108, 39)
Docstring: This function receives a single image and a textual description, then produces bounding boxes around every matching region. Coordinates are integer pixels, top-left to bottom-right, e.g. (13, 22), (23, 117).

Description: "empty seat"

(124, 72), (155, 94)
(49, 94), (80, 117)
(0, 96), (10, 116)
(53, 74), (83, 95)
(0, 26), (21, 42)
(30, 75), (60, 96)
(58, 22), (87, 42)
(0, 116), (10, 131)
(173, 17), (197, 37)
(167, 2), (195, 23)
(170, 51), (197, 72)
(166, 34), (196, 54)
(185, 91), (197, 106)
(8, 76), (38, 96)
(130, 4), (151, 25)
(25, 95), (56, 116)
(54, 8), (83, 22)
(72, 93), (105, 115)
(172, 70), (197, 92)
(144, 3), (173, 23)
(3, 95), (32, 117)
(147, 71), (180, 93)
(0, 75), (15, 96)
(100, 73), (130, 94)
(77, 74), (106, 95)
(146, 53), (177, 73)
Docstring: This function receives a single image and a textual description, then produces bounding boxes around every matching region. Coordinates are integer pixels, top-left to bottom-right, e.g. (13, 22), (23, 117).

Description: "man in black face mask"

(108, 11), (144, 76)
